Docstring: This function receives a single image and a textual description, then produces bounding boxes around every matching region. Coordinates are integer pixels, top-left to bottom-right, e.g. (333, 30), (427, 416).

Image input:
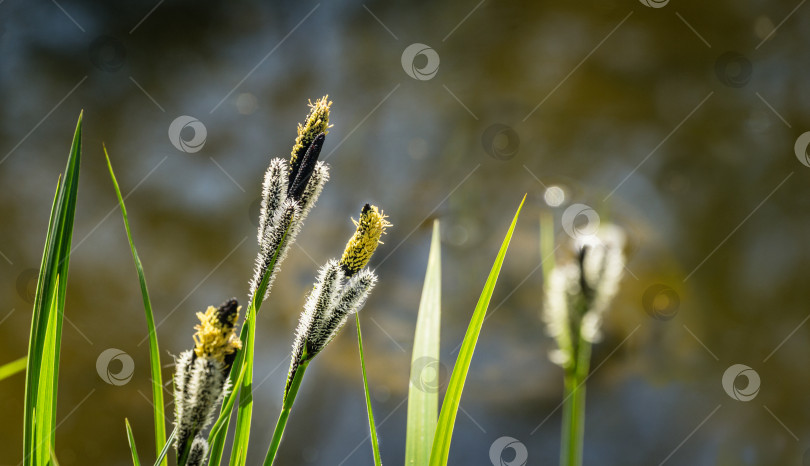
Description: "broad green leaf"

(105, 147), (167, 466)
(23, 112), (82, 466)
(125, 419), (142, 466)
(0, 357), (26, 381)
(405, 220), (442, 465)
(356, 314), (381, 466)
(429, 196), (525, 466)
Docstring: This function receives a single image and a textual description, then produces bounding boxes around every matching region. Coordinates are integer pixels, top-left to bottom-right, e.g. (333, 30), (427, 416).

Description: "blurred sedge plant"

(541, 221), (626, 466)
(263, 204), (390, 466)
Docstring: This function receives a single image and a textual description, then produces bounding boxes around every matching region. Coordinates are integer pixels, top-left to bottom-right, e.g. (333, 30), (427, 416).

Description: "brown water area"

(1, 1), (809, 465)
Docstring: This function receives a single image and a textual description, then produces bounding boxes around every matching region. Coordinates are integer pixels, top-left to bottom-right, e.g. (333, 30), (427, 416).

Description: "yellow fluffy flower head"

(290, 95), (332, 169)
(339, 204), (391, 276)
(193, 299), (242, 363)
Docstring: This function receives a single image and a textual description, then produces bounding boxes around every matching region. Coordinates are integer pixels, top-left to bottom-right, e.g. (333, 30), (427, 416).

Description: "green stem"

(560, 337), (592, 466)
(263, 358), (310, 466)
(356, 314), (382, 466)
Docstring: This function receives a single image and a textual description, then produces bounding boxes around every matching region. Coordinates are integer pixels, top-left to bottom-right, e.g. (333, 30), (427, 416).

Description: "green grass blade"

(35, 280), (60, 465)
(429, 196), (525, 466)
(155, 427), (177, 466)
(228, 300), (257, 466)
(355, 314), (381, 466)
(405, 220), (442, 466)
(105, 146), (167, 465)
(125, 419), (142, 466)
(22, 112), (82, 466)
(0, 357), (26, 381)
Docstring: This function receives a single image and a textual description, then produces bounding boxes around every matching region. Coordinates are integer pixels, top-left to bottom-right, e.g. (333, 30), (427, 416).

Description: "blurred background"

(1, 0), (809, 464)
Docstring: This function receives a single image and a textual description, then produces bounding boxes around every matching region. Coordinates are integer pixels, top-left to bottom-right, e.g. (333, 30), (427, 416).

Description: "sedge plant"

(17, 105), (547, 466)
(542, 220), (626, 466)
(263, 204), (391, 465)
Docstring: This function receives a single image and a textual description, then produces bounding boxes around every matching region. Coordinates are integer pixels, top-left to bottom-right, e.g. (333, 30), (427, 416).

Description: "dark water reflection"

(1, 1), (809, 464)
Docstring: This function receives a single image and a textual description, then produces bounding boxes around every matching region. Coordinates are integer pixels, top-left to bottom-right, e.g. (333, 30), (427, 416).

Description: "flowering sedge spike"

(285, 205), (389, 396)
(543, 225), (625, 369)
(288, 260), (343, 381)
(257, 159), (288, 246)
(289, 96), (331, 177)
(173, 299), (242, 463)
(186, 438), (209, 466)
(339, 204), (391, 277)
(249, 98), (332, 301)
(288, 133), (325, 201)
(311, 268), (377, 356)
(250, 199), (301, 300)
